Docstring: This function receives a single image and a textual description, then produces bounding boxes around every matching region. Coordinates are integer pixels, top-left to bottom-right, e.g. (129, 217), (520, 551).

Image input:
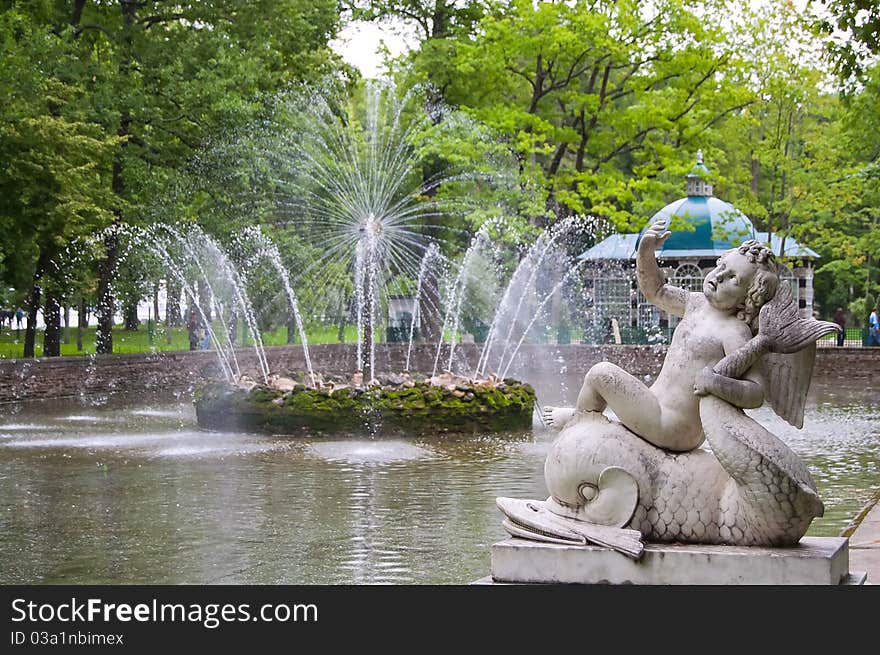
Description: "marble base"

(488, 537), (864, 585)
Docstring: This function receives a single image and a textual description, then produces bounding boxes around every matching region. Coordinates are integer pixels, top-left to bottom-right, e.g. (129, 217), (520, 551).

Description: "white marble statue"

(499, 219), (840, 557)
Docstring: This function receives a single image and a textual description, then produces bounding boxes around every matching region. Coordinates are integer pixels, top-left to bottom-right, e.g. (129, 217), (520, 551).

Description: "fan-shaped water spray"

(475, 216), (588, 379)
(249, 79), (483, 380)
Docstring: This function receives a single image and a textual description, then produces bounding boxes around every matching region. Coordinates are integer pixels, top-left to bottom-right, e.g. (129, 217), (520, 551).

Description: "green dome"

(637, 152), (755, 257)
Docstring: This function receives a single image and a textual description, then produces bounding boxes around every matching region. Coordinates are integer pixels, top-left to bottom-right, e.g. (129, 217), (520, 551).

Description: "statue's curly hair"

(721, 240), (779, 332)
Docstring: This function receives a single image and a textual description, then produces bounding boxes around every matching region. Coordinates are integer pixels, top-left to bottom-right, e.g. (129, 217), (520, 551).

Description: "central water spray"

(355, 212), (384, 380)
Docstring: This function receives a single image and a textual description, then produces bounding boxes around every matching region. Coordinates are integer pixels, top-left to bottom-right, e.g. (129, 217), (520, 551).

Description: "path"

(844, 491), (880, 583)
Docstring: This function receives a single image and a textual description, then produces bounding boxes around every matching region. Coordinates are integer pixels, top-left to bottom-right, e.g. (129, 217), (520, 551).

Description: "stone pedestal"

(481, 537), (866, 585)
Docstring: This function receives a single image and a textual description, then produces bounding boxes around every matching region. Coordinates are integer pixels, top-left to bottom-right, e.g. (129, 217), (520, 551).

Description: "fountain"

(126, 79), (603, 436)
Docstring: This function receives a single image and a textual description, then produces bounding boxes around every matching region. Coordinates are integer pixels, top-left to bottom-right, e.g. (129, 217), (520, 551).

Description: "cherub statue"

(543, 218), (780, 452)
(499, 220), (840, 556)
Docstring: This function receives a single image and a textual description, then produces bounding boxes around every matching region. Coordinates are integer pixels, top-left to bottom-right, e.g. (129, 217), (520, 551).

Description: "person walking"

(834, 307), (846, 347)
(14, 307), (24, 339)
(869, 306), (880, 347)
(187, 310), (200, 351)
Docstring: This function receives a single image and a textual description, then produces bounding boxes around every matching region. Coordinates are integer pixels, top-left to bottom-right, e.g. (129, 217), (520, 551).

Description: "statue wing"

(757, 280), (838, 429)
(758, 280), (839, 354)
(762, 343), (816, 429)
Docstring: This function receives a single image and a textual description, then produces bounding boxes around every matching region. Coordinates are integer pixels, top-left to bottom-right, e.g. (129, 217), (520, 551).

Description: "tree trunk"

(98, 0), (136, 353)
(43, 291), (61, 357)
(153, 282), (160, 334)
(166, 276), (182, 326)
(198, 279), (212, 322)
(23, 281), (41, 358)
(165, 280), (175, 344)
(750, 156), (760, 196)
(228, 311), (238, 346)
(123, 300), (139, 331)
(71, 0), (86, 26)
(63, 304), (71, 344)
(77, 297), (86, 351)
(96, 229), (118, 354)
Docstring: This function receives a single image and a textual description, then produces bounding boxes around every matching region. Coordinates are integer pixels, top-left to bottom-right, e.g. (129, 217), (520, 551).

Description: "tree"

(813, 0), (880, 83)
(702, 2), (833, 244)
(47, 0), (342, 353)
(799, 64), (880, 321)
(0, 8), (118, 357)
(346, 0), (487, 40)
(707, 3), (879, 322)
(403, 0), (756, 233)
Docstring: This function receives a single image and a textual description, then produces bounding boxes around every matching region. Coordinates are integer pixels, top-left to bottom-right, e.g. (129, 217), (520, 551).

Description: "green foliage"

(0, 9), (118, 294)
(848, 294), (875, 328)
(344, 1), (488, 39)
(813, 0), (880, 83)
(0, 0), (344, 352)
(390, 1), (761, 234)
(4, 0), (879, 343)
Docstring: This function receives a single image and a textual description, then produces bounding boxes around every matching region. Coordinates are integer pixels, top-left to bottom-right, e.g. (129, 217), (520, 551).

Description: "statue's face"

(703, 251), (756, 311)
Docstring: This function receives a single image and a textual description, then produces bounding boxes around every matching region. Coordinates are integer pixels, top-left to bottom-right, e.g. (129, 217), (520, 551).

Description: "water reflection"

(306, 441), (435, 465)
(0, 382), (876, 584)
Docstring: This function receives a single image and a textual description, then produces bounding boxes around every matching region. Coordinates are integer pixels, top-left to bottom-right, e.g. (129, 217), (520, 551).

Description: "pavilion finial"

(686, 150), (712, 197)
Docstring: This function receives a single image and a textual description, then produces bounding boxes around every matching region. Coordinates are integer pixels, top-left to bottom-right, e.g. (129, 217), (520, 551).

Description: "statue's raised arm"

(637, 218), (687, 318)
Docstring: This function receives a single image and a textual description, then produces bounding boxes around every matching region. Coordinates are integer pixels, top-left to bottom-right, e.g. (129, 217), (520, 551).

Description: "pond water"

(0, 382), (877, 584)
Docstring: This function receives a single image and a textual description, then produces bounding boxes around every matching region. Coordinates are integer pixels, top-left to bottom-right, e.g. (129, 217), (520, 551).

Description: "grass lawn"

(0, 322), (362, 359)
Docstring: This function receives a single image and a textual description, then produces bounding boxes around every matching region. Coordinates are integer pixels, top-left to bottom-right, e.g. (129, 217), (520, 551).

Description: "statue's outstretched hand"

(640, 219), (671, 252)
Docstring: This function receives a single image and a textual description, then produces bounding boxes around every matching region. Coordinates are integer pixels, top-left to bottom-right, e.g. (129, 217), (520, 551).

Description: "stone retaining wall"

(0, 343), (877, 404)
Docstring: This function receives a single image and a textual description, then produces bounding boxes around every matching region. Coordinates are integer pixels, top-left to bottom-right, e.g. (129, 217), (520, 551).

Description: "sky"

(330, 20), (417, 79)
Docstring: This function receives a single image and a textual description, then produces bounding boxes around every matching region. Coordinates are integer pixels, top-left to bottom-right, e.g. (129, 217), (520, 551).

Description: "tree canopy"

(1, 0), (878, 357)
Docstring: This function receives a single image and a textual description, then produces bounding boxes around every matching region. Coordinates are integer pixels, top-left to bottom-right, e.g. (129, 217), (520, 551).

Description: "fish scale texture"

(545, 404), (821, 547)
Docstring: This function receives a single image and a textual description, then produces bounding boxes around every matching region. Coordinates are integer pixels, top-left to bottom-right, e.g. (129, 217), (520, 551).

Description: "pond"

(0, 382), (877, 584)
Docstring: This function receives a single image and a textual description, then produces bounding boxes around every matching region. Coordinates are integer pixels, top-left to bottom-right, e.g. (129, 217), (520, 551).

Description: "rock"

(379, 373), (406, 386)
(272, 376), (297, 392)
(429, 372), (455, 387)
(194, 378), (537, 436)
(236, 375), (258, 392)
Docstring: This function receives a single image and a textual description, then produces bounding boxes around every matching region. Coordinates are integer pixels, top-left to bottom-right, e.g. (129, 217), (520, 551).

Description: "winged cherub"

(542, 219), (780, 452)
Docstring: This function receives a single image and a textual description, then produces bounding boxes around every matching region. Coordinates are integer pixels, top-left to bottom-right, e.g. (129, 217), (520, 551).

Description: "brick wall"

(0, 343), (877, 404)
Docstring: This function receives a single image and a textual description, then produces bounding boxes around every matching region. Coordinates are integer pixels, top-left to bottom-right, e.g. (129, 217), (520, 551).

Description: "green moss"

(195, 379), (536, 436)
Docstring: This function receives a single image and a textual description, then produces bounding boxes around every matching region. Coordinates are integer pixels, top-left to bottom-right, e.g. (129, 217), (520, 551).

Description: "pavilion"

(578, 152), (819, 343)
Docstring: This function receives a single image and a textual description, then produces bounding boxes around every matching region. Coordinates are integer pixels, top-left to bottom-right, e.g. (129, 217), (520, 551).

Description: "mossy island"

(195, 371), (537, 436)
